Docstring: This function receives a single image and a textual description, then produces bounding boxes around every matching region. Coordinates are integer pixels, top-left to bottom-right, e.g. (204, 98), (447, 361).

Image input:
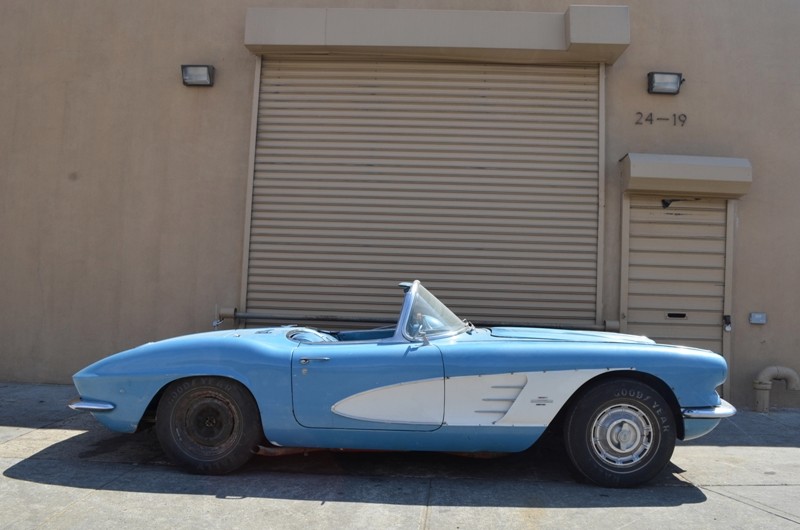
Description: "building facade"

(2, 0), (799, 409)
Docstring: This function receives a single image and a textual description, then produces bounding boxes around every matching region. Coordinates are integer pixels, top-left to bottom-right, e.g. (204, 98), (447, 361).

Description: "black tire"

(156, 377), (262, 475)
(563, 378), (676, 488)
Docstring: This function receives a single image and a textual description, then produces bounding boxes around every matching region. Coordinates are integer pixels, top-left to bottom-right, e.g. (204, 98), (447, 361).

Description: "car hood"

(489, 327), (656, 344)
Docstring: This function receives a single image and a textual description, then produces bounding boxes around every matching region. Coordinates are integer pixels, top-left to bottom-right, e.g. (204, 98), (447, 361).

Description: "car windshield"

(404, 284), (468, 338)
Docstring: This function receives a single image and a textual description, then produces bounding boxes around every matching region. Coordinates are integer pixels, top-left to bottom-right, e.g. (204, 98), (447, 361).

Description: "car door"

(291, 340), (444, 431)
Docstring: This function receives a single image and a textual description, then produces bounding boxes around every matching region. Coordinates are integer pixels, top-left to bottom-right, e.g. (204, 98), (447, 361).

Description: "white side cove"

(332, 369), (613, 427)
(331, 379), (445, 425)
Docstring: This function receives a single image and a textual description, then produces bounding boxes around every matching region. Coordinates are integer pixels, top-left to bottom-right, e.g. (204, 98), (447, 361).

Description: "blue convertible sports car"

(70, 281), (735, 487)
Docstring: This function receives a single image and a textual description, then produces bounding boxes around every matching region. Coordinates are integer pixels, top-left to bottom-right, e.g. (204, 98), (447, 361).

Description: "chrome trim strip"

(69, 399), (115, 412)
(682, 398), (736, 419)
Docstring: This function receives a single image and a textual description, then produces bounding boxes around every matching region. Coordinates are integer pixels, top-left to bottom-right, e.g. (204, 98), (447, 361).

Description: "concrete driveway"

(1, 383), (798, 529)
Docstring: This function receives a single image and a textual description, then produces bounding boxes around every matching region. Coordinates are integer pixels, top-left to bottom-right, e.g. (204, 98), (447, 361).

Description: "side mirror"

(418, 331), (430, 346)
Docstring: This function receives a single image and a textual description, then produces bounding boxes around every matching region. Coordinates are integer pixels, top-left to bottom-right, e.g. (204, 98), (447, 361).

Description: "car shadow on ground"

(3, 384), (797, 509)
(3, 413), (708, 509)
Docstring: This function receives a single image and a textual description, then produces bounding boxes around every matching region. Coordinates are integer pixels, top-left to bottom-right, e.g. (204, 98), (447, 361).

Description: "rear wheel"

(564, 378), (676, 487)
(156, 377), (262, 474)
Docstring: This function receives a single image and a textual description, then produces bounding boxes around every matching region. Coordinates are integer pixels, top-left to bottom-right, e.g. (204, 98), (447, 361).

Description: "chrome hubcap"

(591, 403), (654, 467)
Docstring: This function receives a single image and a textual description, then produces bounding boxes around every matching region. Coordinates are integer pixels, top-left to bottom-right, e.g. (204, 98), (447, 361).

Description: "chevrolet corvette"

(70, 280), (734, 487)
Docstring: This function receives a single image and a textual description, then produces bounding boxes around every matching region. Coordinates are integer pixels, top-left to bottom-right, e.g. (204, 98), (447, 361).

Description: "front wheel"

(156, 377), (262, 475)
(564, 378), (676, 487)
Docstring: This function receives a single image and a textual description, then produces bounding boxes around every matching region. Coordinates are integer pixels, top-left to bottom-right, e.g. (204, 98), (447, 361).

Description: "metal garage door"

(243, 58), (601, 327)
(622, 196), (728, 352)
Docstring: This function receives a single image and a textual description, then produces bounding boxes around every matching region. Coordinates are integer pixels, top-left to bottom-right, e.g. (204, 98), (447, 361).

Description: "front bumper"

(681, 398), (736, 419)
(681, 398), (736, 440)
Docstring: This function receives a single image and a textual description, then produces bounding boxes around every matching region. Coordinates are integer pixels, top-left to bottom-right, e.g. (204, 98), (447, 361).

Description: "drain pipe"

(753, 366), (800, 413)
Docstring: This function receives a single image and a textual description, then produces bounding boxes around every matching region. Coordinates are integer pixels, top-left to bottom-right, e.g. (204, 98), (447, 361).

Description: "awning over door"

(244, 6), (630, 64)
(621, 153), (752, 198)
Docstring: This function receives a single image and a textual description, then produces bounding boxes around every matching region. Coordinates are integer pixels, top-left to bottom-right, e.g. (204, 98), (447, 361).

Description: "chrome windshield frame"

(395, 280), (468, 343)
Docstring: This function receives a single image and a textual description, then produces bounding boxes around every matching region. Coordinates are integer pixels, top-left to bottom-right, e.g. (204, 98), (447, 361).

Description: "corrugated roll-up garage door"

(245, 58), (600, 326)
(623, 196), (727, 352)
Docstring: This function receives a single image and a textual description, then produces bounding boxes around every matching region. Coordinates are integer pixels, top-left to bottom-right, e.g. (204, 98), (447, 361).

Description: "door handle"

(723, 315), (732, 332)
(299, 357), (331, 365)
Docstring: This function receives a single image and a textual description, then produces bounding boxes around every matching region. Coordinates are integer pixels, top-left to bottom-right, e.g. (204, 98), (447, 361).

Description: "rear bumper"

(681, 398), (736, 419)
(68, 398), (115, 412)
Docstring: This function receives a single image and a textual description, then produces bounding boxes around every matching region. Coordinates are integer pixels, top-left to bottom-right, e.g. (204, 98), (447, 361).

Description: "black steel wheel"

(564, 378), (676, 487)
(156, 377), (262, 474)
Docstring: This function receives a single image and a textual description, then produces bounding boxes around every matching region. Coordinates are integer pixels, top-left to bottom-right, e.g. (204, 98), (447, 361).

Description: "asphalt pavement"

(1, 382), (798, 529)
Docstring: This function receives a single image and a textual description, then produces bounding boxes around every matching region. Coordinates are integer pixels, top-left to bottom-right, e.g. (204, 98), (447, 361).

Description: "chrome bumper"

(682, 398), (736, 419)
(69, 398), (115, 412)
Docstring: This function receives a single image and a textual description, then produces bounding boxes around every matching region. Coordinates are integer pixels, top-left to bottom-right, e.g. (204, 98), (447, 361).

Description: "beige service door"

(621, 196), (731, 354)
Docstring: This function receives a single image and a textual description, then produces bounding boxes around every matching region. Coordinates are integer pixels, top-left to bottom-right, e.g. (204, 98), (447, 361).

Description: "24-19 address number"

(635, 112), (687, 126)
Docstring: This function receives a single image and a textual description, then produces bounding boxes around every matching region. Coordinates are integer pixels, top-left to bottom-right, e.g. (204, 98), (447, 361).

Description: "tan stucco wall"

(0, 1), (257, 381)
(603, 0), (800, 408)
(2, 0), (799, 408)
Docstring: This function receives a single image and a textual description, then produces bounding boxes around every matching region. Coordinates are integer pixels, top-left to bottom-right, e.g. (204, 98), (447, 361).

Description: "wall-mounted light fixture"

(181, 65), (215, 87)
(647, 72), (684, 95)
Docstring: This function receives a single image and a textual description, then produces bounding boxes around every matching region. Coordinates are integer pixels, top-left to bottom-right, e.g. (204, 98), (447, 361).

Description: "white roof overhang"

(244, 6), (630, 64)
(621, 153), (752, 198)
